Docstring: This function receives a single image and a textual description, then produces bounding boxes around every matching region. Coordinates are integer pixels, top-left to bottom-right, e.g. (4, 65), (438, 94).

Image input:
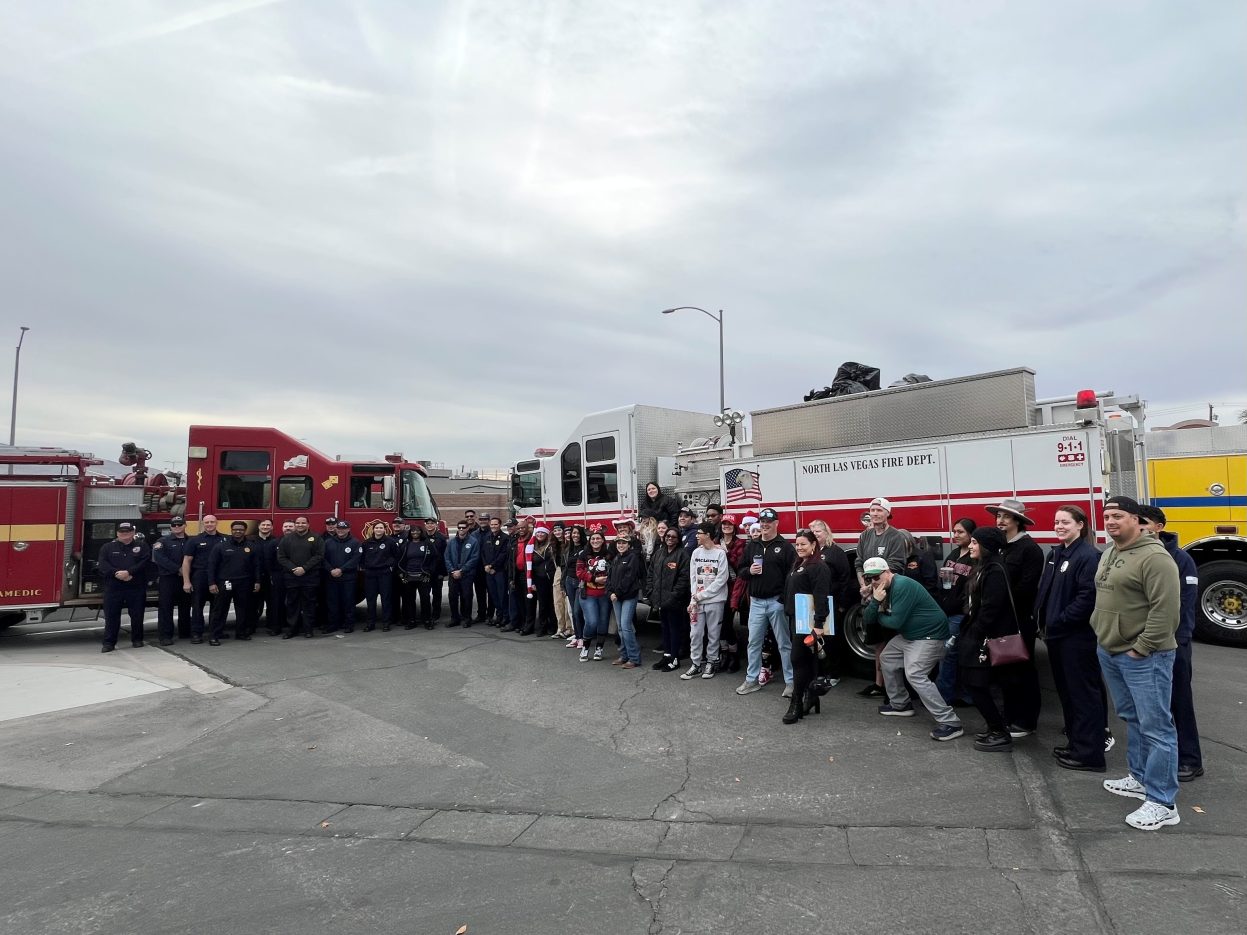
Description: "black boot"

(782, 697), (803, 725)
(802, 691), (821, 716)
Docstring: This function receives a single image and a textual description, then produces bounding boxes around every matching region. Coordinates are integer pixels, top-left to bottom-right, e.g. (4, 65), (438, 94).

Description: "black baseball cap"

(169, 517), (186, 527)
(1139, 504), (1167, 525)
(117, 522), (136, 532)
(393, 516), (406, 524)
(758, 508), (779, 522)
(505, 518), (517, 528)
(325, 516), (338, 524)
(678, 506), (695, 516)
(1103, 496), (1143, 517)
(335, 520), (350, 529)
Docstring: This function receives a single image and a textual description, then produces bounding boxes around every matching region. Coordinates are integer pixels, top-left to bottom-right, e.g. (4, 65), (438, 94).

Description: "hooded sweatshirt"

(1090, 532), (1180, 655)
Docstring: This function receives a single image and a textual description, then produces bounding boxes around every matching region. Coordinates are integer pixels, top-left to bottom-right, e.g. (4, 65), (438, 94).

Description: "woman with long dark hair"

(935, 517), (977, 705)
(1037, 505), (1109, 771)
(959, 527), (1018, 752)
(576, 529), (612, 661)
(563, 525), (587, 648)
(397, 525), (438, 630)
(782, 529), (832, 725)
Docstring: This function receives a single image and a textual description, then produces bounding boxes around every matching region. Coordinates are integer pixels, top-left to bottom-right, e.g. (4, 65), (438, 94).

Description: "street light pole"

(661, 306), (725, 413)
(9, 326), (30, 447)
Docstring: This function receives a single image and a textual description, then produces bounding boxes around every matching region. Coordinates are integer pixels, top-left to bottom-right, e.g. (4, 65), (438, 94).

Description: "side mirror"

(382, 476), (395, 511)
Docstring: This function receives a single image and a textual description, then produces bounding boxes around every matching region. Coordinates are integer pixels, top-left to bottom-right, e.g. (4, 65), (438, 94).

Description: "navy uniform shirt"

(98, 538), (152, 588)
(152, 533), (191, 577)
(210, 536), (260, 584)
(185, 532), (227, 577)
(361, 536), (396, 574)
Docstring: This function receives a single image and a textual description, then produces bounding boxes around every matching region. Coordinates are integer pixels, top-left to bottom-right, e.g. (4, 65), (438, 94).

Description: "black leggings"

(403, 579), (432, 624)
(967, 681), (1006, 732)
(790, 621), (817, 701)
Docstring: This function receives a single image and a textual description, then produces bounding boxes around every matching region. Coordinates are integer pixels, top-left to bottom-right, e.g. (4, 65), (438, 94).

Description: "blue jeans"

(936, 615), (968, 702)
(614, 597), (640, 663)
(746, 596), (793, 685)
(581, 594), (611, 643)
(563, 575), (583, 639)
(1098, 647), (1179, 807)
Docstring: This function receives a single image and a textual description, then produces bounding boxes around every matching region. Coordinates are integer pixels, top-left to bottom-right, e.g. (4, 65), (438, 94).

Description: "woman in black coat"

(1036, 505), (1107, 771)
(397, 526), (439, 630)
(639, 482), (681, 527)
(958, 527), (1019, 753)
(783, 530), (832, 725)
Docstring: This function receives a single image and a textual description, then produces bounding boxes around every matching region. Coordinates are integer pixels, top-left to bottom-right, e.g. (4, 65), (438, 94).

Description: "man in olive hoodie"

(1091, 496), (1181, 831)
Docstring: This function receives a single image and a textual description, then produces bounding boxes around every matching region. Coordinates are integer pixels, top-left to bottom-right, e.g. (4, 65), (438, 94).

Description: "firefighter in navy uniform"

(323, 520), (362, 633)
(315, 516), (338, 630)
(97, 522), (152, 653)
(180, 514), (227, 644)
(152, 516), (192, 645)
(278, 516), (324, 638)
(361, 521), (397, 631)
(424, 517), (448, 620)
(389, 517), (408, 625)
(248, 519), (279, 635)
(208, 521), (261, 646)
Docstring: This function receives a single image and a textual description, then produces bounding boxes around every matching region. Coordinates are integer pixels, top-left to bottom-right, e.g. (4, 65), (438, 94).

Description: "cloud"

(1, 0), (1243, 477)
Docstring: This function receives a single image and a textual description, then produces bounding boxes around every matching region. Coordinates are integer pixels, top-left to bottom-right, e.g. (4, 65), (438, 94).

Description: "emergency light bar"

(1075, 390), (1098, 409)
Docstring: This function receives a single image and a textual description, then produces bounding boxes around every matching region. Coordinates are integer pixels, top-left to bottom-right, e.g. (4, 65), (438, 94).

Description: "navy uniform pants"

(157, 574), (191, 641)
(1047, 630), (1108, 767)
(1172, 640), (1203, 769)
(103, 584), (146, 647)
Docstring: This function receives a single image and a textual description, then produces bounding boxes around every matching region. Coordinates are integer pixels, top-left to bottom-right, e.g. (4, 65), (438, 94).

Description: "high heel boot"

(802, 690), (821, 716)
(782, 696), (804, 725)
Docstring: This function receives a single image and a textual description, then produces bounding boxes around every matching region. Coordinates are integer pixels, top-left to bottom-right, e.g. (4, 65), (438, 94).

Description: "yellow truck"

(1146, 423), (1247, 646)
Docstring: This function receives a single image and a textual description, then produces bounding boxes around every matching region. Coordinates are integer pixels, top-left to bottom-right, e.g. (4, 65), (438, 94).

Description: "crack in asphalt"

(630, 858), (676, 935)
(1011, 748), (1119, 935)
(608, 669), (650, 756)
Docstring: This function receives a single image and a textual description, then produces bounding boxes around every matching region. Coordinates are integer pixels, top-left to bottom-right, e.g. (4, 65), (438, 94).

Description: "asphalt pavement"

(0, 610), (1243, 935)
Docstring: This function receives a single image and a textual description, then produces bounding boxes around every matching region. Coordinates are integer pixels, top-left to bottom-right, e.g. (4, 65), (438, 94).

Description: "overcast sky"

(3, 0), (1244, 474)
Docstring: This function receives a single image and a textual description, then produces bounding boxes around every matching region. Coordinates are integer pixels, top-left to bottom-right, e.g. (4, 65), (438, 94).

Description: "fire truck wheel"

(838, 604), (878, 675)
(1194, 561), (1247, 647)
(0, 612), (24, 631)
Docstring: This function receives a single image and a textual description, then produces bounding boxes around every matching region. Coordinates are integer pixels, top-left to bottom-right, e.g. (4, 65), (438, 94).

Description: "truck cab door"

(0, 483), (67, 611)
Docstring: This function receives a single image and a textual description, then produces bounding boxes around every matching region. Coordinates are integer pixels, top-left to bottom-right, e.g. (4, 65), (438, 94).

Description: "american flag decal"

(724, 468), (762, 503)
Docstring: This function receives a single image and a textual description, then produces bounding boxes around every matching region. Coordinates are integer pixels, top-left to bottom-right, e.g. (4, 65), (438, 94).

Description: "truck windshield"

(512, 470), (542, 510)
(400, 470), (438, 520)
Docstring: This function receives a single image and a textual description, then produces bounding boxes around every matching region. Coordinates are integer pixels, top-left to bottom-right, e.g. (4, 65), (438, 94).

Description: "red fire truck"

(0, 425), (440, 628)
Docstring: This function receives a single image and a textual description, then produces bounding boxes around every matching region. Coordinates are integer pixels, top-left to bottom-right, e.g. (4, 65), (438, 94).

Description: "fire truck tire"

(1194, 561), (1247, 647)
(0, 612), (24, 631)
(838, 604), (878, 674)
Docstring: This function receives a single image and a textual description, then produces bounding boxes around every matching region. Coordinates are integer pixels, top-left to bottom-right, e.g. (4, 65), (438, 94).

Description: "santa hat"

(533, 526), (551, 537)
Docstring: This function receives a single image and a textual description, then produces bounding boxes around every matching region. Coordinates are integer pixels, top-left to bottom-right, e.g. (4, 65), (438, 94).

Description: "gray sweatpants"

(691, 601), (725, 666)
(881, 635), (960, 726)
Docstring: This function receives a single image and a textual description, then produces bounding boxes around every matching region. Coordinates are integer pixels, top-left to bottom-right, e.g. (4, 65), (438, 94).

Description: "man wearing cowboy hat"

(986, 498), (1045, 738)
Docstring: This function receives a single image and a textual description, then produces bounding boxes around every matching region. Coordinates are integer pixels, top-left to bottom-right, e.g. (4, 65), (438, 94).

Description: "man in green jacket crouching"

(863, 557), (962, 742)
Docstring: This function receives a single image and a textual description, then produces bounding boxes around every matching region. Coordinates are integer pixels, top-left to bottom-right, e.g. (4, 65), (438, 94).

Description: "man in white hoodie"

(685, 523), (731, 679)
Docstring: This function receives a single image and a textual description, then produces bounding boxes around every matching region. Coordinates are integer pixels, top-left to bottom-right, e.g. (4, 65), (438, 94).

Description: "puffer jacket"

(648, 545), (691, 610)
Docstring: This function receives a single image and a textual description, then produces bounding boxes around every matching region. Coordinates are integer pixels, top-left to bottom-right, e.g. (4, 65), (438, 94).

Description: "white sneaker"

(592, 646), (604, 661)
(565, 636), (577, 647)
(1103, 775), (1146, 800)
(1104, 730), (1116, 753)
(701, 662), (716, 679)
(736, 680), (762, 695)
(579, 647), (590, 662)
(679, 664), (700, 681)
(1125, 800), (1180, 831)
(781, 685), (793, 699)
